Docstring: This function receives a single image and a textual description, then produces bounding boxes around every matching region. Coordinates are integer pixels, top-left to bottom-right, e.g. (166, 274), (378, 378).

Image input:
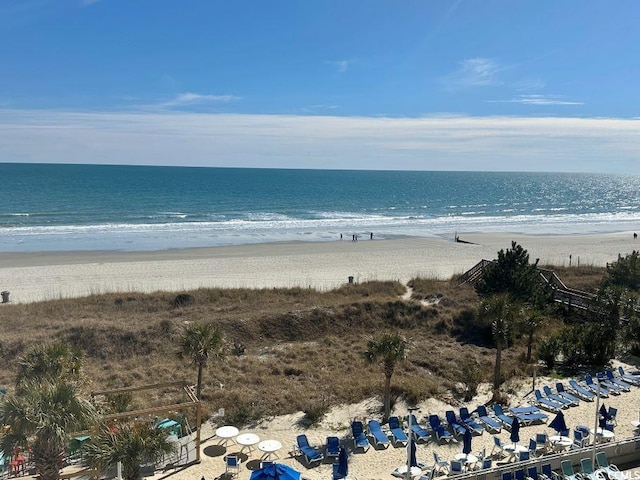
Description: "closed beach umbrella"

(336, 447), (348, 478)
(549, 411), (568, 434)
(462, 428), (472, 455)
(250, 463), (301, 480)
(510, 417), (520, 445)
(409, 438), (418, 468)
(599, 404), (609, 420)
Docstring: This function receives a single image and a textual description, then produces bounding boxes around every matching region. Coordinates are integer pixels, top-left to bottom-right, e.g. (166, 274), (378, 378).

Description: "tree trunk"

(383, 374), (391, 422)
(526, 331), (534, 364)
(33, 441), (63, 480)
(493, 343), (502, 400)
(196, 363), (203, 400)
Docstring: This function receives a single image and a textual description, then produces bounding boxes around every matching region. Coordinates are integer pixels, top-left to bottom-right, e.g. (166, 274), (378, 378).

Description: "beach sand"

(3, 232), (640, 478)
(168, 368), (640, 480)
(1, 232), (639, 304)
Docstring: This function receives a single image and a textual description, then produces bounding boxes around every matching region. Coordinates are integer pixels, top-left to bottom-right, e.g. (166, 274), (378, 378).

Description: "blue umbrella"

(549, 411), (568, 434)
(409, 438), (418, 468)
(599, 404), (609, 419)
(333, 447), (348, 479)
(510, 417), (520, 445)
(462, 428), (472, 455)
(250, 463), (302, 480)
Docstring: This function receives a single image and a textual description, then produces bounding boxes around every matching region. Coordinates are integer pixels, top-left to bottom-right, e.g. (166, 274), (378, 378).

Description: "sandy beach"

(166, 368), (640, 480)
(1, 232), (639, 304)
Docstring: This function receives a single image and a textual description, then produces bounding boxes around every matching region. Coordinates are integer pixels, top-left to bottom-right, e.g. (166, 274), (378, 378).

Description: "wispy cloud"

(154, 92), (241, 110)
(1, 109), (638, 173)
(488, 94), (583, 106)
(326, 60), (351, 73)
(444, 58), (504, 89)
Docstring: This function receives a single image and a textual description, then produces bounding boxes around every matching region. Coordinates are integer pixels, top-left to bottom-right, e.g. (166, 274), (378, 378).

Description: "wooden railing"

(460, 262), (595, 311)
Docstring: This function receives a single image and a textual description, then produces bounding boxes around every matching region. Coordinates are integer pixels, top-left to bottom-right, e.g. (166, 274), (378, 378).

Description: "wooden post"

(195, 401), (202, 463)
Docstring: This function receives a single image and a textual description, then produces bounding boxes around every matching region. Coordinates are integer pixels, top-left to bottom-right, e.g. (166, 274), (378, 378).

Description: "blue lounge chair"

(597, 372), (628, 393)
(544, 385), (577, 407)
(534, 390), (564, 412)
(580, 458), (607, 480)
(445, 410), (467, 437)
(367, 420), (390, 449)
(428, 414), (454, 443)
(595, 452), (625, 480)
(480, 458), (493, 470)
(568, 379), (597, 401)
(351, 420), (370, 452)
(527, 438), (538, 457)
(459, 407), (484, 435)
(406, 414), (431, 443)
(572, 430), (587, 449)
(555, 383), (582, 404)
(476, 405), (502, 432)
(604, 370), (632, 389)
(225, 455), (240, 478)
(388, 416), (408, 446)
(584, 375), (611, 397)
(296, 434), (324, 465)
(507, 405), (548, 425)
(561, 460), (581, 480)
(617, 366), (640, 385)
(594, 373), (624, 394)
(515, 468), (527, 480)
(492, 404), (514, 429)
(326, 436), (340, 459)
(502, 472), (514, 480)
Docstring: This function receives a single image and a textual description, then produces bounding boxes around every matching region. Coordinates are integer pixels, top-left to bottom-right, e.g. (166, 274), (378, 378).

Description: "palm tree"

(16, 342), (83, 390)
(84, 422), (175, 480)
(178, 322), (224, 400)
(522, 306), (544, 364)
(480, 294), (516, 400)
(0, 380), (97, 480)
(363, 332), (407, 421)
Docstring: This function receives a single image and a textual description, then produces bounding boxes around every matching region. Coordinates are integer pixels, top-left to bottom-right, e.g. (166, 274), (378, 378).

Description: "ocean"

(1, 163), (639, 253)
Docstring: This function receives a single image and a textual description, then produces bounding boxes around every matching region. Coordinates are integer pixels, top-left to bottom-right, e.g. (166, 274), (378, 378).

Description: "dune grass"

(0, 268), (606, 425)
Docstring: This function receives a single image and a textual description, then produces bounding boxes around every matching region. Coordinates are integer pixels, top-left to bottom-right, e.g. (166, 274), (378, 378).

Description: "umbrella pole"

(407, 406), (418, 480)
(592, 379), (601, 466)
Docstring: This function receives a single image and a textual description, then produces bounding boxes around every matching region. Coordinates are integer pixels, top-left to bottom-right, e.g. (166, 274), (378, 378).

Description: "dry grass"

(0, 268), (604, 425)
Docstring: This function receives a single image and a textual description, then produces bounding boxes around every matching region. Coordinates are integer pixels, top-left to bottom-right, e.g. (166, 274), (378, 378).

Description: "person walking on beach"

(370, 232), (373, 240)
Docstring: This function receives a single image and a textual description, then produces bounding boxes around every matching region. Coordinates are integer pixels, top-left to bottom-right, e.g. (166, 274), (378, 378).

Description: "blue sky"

(1, 0), (639, 173)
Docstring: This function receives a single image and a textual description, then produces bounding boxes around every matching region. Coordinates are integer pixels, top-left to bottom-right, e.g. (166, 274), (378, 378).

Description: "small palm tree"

(16, 342), (83, 390)
(481, 294), (516, 400)
(522, 306), (544, 364)
(363, 332), (407, 421)
(0, 380), (97, 480)
(85, 422), (176, 480)
(178, 322), (224, 400)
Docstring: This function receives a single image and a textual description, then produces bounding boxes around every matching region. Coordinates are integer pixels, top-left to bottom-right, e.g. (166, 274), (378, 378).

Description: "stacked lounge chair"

(534, 390), (565, 412)
(508, 405), (548, 425)
(445, 410), (467, 437)
(617, 366), (640, 385)
(476, 405), (502, 433)
(543, 385), (578, 407)
(428, 414), (454, 443)
(568, 379), (597, 401)
(459, 407), (484, 434)
(555, 382), (583, 404)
